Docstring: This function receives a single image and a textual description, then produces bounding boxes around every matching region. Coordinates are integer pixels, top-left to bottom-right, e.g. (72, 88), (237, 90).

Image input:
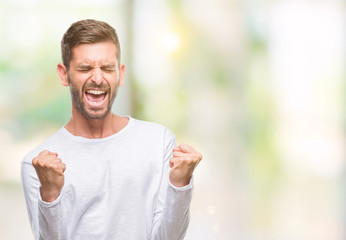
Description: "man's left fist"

(169, 143), (202, 187)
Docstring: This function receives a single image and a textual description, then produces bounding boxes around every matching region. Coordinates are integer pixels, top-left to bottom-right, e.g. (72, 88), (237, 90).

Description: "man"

(21, 19), (202, 240)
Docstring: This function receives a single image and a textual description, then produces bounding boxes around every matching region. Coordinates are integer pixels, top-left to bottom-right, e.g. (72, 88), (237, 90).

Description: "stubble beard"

(68, 75), (119, 120)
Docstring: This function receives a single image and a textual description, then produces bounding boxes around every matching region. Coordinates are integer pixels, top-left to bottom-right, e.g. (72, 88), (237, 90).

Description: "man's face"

(67, 42), (124, 120)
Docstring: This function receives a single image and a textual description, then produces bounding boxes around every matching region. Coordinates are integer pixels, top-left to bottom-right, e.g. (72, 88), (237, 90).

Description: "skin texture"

(59, 42), (125, 124)
(32, 41), (202, 202)
(32, 151), (66, 202)
(170, 144), (202, 187)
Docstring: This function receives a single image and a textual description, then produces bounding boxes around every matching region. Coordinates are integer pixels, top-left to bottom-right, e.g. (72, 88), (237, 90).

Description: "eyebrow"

(76, 64), (116, 68)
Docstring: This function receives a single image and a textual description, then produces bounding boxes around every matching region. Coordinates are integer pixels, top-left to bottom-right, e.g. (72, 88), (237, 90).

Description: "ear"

(118, 64), (126, 87)
(57, 63), (69, 86)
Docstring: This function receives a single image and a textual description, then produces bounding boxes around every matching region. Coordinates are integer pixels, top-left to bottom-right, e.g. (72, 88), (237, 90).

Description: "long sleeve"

(151, 128), (193, 240)
(21, 119), (194, 240)
(21, 159), (68, 240)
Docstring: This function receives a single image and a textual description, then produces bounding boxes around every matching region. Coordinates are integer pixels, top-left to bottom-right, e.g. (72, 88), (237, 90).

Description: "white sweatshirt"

(21, 117), (193, 240)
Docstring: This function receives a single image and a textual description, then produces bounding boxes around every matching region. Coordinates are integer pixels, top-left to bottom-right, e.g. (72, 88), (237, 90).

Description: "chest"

(60, 143), (163, 202)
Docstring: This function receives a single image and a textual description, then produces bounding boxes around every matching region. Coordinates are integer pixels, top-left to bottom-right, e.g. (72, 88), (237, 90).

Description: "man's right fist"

(32, 150), (66, 202)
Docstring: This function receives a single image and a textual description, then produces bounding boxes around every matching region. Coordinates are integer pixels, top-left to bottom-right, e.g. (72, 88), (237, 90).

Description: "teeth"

(86, 89), (106, 95)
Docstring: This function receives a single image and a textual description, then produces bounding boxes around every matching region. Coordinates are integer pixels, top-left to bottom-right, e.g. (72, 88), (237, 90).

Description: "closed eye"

(101, 66), (116, 73)
(78, 67), (92, 72)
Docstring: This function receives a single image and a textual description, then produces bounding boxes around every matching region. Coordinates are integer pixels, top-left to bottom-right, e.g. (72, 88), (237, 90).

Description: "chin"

(82, 106), (112, 120)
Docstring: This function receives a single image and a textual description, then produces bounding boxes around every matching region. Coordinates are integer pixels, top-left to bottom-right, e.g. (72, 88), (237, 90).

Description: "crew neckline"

(59, 116), (133, 143)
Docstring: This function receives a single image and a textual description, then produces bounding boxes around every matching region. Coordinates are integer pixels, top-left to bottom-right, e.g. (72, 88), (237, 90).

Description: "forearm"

(152, 129), (196, 239)
(38, 193), (68, 240)
(22, 161), (68, 240)
(151, 179), (193, 240)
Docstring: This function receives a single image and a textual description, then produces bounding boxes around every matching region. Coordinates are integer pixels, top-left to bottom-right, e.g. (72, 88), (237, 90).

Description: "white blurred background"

(0, 0), (345, 239)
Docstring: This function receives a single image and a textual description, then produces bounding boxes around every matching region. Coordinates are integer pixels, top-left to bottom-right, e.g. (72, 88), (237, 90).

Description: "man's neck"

(65, 110), (128, 139)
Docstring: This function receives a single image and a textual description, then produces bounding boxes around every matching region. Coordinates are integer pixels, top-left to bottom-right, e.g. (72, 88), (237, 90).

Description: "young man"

(21, 19), (202, 240)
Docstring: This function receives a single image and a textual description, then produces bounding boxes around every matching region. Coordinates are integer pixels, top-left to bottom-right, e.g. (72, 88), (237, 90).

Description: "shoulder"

(21, 128), (65, 165)
(129, 117), (176, 141)
(131, 118), (167, 131)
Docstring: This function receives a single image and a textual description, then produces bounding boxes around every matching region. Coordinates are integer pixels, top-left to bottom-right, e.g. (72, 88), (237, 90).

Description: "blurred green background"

(1, 0), (345, 239)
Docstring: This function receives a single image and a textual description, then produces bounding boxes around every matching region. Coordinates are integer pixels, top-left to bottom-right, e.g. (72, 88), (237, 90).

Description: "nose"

(91, 67), (103, 85)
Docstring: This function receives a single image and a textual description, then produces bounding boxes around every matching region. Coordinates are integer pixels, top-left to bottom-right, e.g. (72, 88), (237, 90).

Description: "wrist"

(169, 176), (191, 187)
(40, 186), (61, 202)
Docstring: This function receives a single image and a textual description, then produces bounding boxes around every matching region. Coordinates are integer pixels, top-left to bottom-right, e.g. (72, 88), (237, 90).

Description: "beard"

(68, 74), (119, 120)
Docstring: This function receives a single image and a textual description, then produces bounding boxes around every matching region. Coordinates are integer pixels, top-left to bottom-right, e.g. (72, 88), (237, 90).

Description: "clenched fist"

(169, 143), (202, 187)
(32, 150), (66, 202)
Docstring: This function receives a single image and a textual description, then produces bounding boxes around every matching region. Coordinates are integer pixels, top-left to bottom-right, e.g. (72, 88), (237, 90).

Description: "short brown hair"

(61, 19), (121, 70)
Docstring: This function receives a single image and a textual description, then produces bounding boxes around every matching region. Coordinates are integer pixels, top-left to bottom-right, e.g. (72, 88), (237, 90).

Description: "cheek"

(70, 76), (87, 90)
(69, 79), (85, 98)
(70, 82), (80, 96)
(106, 74), (119, 88)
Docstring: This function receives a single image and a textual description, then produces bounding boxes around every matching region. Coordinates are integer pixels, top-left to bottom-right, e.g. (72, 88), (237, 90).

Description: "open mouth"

(84, 89), (108, 107)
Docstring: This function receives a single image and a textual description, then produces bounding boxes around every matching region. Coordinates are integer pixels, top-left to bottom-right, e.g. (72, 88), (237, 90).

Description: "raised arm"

(151, 129), (202, 240)
(22, 150), (68, 240)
